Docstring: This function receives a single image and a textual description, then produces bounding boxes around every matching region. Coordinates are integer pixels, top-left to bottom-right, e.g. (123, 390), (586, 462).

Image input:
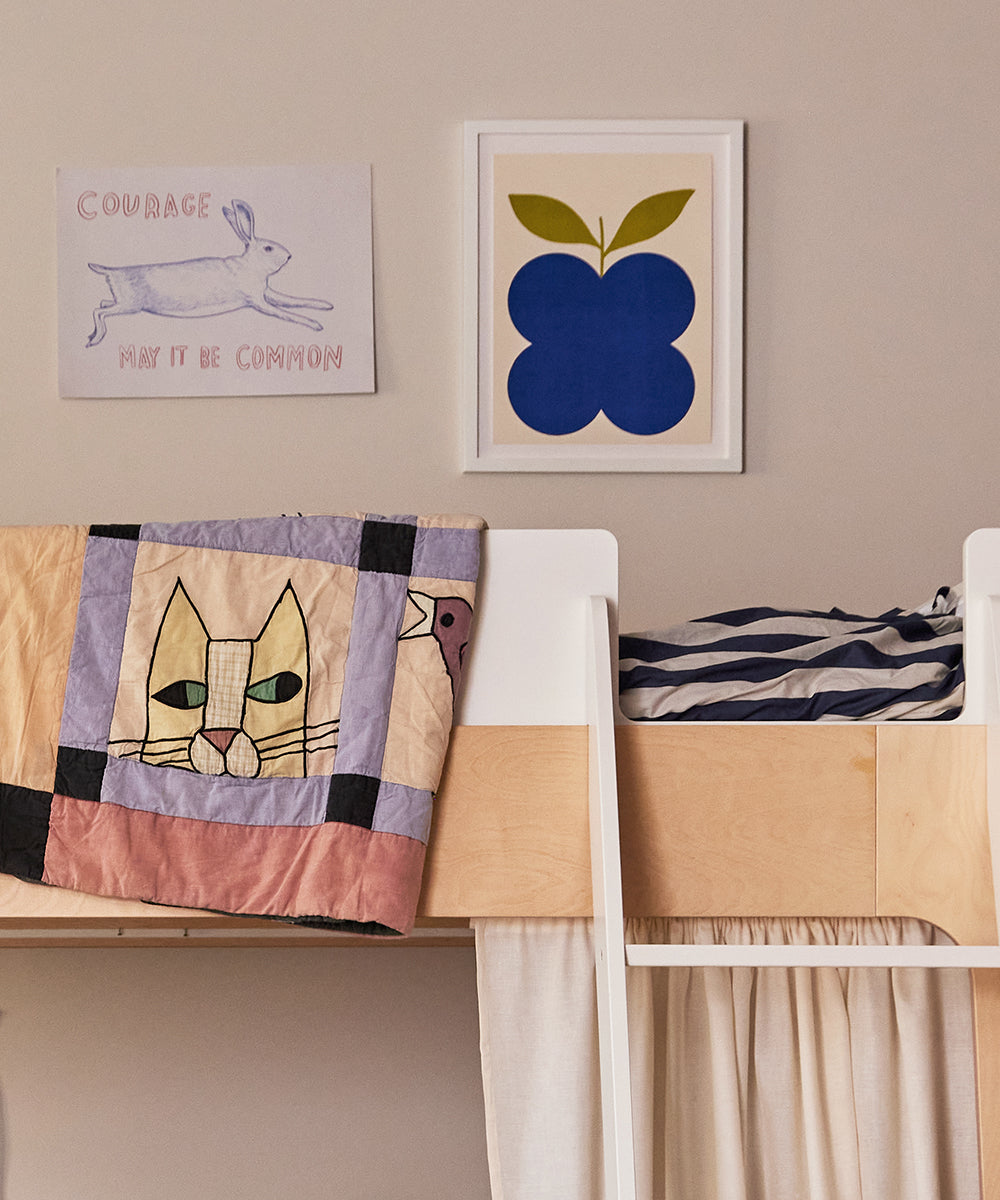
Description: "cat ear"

(148, 579), (209, 696)
(250, 582), (309, 696)
(255, 581), (307, 642)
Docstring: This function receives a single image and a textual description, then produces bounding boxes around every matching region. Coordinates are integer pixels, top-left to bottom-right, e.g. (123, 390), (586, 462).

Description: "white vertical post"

(964, 533), (1000, 941)
(587, 595), (637, 1200)
(986, 596), (1000, 939)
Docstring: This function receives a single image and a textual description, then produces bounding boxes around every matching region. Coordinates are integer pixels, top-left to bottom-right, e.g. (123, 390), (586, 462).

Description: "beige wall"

(0, 948), (489, 1200)
(1, 2), (999, 1197)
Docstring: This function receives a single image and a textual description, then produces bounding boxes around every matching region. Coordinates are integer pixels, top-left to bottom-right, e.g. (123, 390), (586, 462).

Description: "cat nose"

(202, 728), (238, 753)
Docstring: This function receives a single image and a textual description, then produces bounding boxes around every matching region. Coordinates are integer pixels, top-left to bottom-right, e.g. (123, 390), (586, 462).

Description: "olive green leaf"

(605, 189), (694, 256)
(509, 194), (600, 248)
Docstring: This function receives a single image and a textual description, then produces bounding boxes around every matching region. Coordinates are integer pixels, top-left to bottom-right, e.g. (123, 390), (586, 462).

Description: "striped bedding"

(619, 587), (964, 722)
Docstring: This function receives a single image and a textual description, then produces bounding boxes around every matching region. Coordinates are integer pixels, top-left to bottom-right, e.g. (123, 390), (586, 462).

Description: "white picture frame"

(463, 119), (744, 472)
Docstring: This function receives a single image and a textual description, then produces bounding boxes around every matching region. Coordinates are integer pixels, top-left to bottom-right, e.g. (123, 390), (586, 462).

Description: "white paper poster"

(58, 165), (374, 397)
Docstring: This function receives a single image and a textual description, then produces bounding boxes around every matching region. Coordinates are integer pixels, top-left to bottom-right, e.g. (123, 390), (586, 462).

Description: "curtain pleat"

(474, 916), (980, 1200)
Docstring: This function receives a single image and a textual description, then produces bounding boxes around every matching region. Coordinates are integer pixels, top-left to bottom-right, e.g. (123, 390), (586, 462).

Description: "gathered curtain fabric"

(474, 917), (980, 1200)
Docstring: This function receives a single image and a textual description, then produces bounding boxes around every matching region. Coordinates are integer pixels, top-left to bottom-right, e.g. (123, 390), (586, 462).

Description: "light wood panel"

(875, 725), (998, 1200)
(0, 876), (473, 946)
(425, 724), (878, 919)
(876, 724), (995, 945)
(419, 725), (591, 916)
(615, 724), (877, 917)
(0, 872), (204, 925)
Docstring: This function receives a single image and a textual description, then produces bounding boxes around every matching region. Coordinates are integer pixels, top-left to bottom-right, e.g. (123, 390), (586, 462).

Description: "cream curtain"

(474, 917), (980, 1200)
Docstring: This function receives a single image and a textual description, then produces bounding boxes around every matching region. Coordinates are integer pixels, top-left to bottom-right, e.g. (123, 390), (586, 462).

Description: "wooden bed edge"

(0, 916), (474, 949)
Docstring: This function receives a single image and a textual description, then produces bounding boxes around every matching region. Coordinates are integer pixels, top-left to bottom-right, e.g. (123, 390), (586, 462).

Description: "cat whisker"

(258, 739), (305, 759)
(252, 718), (340, 749)
(305, 718), (340, 735)
(304, 726), (339, 747)
(259, 730), (339, 760)
(129, 735), (195, 749)
(252, 726), (307, 747)
(253, 725), (340, 758)
(140, 747), (195, 765)
(304, 741), (338, 756)
(112, 736), (190, 759)
(258, 747), (308, 764)
(259, 732), (339, 761)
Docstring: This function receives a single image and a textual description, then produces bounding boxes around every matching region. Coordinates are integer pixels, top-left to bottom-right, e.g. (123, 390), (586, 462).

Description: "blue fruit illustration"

(505, 189), (698, 436)
(508, 251), (695, 436)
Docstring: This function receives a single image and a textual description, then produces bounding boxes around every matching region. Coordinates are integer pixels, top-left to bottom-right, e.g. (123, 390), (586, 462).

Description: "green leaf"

(509, 194), (599, 247)
(605, 189), (694, 256)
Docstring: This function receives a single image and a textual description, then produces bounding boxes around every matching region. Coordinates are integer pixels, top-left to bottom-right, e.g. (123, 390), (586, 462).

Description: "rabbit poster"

(57, 165), (374, 397)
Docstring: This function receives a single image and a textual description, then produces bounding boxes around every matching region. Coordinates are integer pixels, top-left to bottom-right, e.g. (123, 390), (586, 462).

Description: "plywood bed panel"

(874, 722), (998, 1200)
(615, 724), (876, 917)
(423, 725), (878, 920)
(419, 725), (590, 917)
(876, 724), (994, 945)
(423, 722), (996, 938)
(424, 723), (878, 921)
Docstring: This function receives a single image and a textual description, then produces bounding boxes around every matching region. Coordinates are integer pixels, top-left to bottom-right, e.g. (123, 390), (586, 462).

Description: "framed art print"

(463, 120), (743, 472)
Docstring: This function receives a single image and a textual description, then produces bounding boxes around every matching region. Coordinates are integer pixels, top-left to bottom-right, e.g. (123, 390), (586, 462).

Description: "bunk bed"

(0, 525), (997, 1198)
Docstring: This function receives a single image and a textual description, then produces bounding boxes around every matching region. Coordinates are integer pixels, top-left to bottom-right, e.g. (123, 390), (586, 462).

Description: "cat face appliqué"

(139, 579), (323, 778)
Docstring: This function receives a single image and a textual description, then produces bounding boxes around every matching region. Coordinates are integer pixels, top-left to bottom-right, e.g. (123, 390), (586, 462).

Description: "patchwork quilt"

(0, 514), (484, 935)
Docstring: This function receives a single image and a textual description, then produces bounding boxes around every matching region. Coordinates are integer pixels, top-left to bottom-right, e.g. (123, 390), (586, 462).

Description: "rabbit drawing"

(86, 199), (333, 347)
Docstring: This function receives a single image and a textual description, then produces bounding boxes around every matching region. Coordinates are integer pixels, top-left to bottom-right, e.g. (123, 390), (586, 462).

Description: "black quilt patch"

(55, 745), (107, 803)
(0, 784), (52, 881)
(358, 520), (416, 576)
(326, 773), (380, 828)
(88, 524), (142, 541)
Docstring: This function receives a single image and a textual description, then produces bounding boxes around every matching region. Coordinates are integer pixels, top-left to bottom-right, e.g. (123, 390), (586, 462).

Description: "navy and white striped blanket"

(619, 587), (964, 722)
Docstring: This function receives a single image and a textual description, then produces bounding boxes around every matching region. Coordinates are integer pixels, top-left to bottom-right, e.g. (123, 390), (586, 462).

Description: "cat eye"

(246, 671), (303, 704)
(153, 680), (208, 709)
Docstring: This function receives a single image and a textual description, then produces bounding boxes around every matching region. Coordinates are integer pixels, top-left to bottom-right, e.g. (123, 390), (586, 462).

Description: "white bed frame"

(463, 527), (1000, 1200)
